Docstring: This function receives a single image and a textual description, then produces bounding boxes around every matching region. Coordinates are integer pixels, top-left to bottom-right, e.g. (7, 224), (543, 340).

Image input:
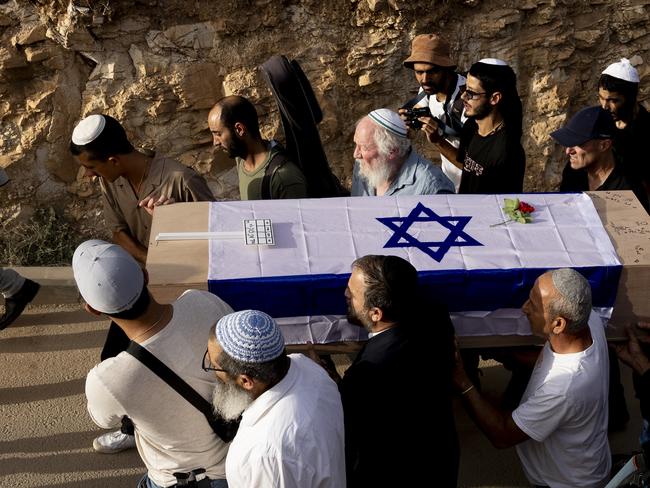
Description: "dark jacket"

(339, 309), (458, 487)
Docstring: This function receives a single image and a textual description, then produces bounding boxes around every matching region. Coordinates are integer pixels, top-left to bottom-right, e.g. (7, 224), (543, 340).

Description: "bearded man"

(208, 96), (307, 200)
(339, 254), (458, 487)
(351, 108), (454, 196)
(205, 309), (345, 488)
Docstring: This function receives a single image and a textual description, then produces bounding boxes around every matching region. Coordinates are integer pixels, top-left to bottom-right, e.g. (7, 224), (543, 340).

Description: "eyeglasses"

(202, 349), (228, 373)
(463, 89), (487, 100)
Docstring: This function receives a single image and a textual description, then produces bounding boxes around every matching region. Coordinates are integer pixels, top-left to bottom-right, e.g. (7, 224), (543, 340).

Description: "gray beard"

(212, 378), (254, 421)
(358, 158), (394, 191)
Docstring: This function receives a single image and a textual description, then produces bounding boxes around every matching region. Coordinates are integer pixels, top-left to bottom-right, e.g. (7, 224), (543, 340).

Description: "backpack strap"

(401, 91), (428, 111)
(125, 341), (239, 442)
(261, 149), (290, 200)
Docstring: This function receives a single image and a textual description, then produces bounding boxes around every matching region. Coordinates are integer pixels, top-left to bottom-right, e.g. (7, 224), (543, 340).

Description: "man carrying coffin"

(453, 268), (611, 487)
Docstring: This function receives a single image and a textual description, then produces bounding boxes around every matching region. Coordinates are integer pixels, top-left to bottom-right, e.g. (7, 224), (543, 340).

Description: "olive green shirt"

(100, 152), (214, 247)
(236, 146), (308, 200)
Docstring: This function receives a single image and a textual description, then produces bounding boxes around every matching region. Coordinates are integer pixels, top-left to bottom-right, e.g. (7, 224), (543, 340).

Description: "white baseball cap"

(73, 240), (144, 314)
(602, 58), (640, 83)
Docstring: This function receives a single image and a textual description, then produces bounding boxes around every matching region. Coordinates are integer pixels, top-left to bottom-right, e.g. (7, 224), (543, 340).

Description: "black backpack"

(261, 55), (348, 198)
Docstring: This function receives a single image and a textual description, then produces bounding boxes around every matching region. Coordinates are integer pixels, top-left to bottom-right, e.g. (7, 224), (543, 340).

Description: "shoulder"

(154, 154), (190, 176)
(271, 151), (305, 179)
(413, 154), (455, 193)
(176, 289), (234, 314)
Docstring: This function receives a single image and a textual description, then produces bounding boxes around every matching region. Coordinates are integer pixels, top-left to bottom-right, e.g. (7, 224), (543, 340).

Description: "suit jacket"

(339, 307), (459, 487)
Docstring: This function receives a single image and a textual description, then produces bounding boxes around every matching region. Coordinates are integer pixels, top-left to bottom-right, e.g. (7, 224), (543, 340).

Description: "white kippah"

(602, 58), (640, 83)
(368, 108), (408, 138)
(478, 58), (509, 66)
(72, 114), (106, 145)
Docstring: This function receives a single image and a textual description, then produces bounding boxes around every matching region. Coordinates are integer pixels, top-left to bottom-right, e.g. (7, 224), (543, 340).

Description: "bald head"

(209, 95), (261, 140)
(547, 268), (592, 333)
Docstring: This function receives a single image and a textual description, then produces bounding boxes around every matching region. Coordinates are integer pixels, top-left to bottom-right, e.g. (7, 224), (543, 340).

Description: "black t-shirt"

(560, 161), (650, 213)
(613, 104), (650, 184)
(457, 120), (526, 194)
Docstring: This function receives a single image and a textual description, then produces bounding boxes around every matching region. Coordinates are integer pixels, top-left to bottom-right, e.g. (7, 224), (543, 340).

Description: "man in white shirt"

(206, 309), (345, 488)
(73, 240), (231, 488)
(400, 33), (467, 191)
(452, 268), (611, 488)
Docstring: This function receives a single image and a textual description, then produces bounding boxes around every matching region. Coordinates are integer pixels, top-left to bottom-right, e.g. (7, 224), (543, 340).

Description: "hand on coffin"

(451, 336), (474, 394)
(304, 342), (341, 384)
(139, 195), (176, 216)
(612, 323), (650, 376)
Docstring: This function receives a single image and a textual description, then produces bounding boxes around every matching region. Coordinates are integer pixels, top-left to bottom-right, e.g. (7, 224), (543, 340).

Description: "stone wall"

(1, 0), (649, 258)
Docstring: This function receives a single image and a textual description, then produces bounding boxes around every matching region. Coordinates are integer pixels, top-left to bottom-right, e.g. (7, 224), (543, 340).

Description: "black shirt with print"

(457, 119), (526, 194)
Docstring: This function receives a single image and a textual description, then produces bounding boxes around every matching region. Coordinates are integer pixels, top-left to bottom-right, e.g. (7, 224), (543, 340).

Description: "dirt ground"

(0, 304), (643, 487)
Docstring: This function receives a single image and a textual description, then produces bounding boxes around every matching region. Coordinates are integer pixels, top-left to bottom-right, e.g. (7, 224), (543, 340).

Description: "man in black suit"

(339, 254), (458, 487)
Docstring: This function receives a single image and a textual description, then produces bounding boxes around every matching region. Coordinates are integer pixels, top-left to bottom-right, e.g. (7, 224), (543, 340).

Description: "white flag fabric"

(208, 193), (621, 342)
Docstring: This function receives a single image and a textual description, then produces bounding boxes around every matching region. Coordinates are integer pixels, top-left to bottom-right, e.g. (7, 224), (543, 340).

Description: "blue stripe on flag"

(208, 265), (622, 317)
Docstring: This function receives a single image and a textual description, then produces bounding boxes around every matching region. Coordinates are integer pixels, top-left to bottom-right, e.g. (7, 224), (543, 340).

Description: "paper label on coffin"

(207, 194), (622, 343)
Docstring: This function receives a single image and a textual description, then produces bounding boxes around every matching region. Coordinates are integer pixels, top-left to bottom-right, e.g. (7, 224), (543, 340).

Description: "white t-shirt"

(85, 290), (233, 487)
(225, 354), (345, 488)
(512, 313), (611, 488)
(415, 74), (467, 192)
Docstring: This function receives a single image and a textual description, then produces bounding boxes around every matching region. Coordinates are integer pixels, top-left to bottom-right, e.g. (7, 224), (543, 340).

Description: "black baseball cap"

(550, 106), (616, 147)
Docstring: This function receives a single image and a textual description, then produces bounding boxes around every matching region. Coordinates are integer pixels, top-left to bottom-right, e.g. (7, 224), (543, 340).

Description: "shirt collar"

(386, 148), (418, 195)
(240, 356), (297, 427)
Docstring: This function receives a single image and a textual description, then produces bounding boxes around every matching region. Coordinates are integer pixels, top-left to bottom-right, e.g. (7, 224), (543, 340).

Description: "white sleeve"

(512, 388), (570, 442)
(84, 367), (126, 429)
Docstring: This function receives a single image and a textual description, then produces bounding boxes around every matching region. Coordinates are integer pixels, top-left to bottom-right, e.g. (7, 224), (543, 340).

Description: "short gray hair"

(373, 123), (411, 159)
(547, 268), (592, 334)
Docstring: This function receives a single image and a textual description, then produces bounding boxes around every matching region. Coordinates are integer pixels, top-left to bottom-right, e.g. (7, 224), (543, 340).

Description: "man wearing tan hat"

(400, 33), (467, 192)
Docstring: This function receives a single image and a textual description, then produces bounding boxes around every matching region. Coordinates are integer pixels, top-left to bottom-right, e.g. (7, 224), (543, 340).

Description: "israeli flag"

(208, 193), (621, 343)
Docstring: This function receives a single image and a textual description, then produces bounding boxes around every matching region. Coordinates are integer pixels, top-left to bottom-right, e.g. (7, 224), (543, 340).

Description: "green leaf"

(503, 198), (519, 212)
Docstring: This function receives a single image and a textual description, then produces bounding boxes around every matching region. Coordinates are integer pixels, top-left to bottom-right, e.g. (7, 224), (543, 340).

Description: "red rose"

(518, 201), (535, 213)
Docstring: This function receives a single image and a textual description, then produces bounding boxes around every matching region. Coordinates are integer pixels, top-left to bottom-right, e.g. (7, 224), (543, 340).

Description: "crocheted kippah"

(368, 108), (408, 138)
(215, 310), (285, 363)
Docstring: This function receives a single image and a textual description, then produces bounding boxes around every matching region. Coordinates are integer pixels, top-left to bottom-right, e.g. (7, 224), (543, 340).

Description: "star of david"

(376, 202), (483, 262)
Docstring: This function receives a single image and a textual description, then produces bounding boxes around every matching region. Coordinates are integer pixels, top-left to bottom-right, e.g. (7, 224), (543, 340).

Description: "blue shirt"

(351, 149), (455, 196)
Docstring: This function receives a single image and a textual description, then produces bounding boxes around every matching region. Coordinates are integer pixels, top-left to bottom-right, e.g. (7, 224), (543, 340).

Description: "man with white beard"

(205, 310), (345, 488)
(351, 108), (455, 196)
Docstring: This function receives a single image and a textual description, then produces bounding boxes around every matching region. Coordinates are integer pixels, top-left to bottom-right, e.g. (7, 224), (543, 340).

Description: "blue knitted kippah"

(215, 310), (285, 363)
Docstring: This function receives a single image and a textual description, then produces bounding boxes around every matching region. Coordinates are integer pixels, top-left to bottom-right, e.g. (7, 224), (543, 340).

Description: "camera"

(403, 107), (432, 129)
